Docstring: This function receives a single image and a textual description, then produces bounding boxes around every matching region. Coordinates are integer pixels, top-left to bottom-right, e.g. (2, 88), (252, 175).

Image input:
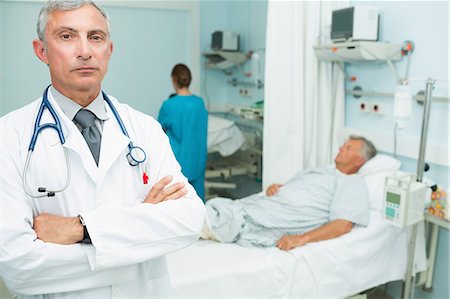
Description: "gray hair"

(37, 0), (111, 44)
(349, 135), (377, 161)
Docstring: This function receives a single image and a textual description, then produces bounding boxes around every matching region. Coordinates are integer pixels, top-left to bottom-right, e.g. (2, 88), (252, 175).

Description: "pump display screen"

(386, 192), (401, 205)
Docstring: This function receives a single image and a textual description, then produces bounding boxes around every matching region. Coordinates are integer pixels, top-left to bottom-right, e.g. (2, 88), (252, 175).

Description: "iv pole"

(402, 78), (435, 299)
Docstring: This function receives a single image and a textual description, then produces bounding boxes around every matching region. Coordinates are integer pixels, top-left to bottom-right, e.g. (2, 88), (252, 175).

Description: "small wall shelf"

(203, 51), (247, 70)
(314, 41), (402, 62)
(314, 41), (411, 84)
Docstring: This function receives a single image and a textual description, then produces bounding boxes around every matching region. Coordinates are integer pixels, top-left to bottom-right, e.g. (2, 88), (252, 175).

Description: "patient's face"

(334, 139), (365, 174)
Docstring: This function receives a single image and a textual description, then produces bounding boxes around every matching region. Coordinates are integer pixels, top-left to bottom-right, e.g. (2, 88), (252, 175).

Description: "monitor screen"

(386, 192), (401, 205)
(331, 7), (354, 41)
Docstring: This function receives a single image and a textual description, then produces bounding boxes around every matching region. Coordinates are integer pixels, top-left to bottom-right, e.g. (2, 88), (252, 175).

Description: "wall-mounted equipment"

(212, 31), (240, 52)
(227, 77), (264, 89)
(314, 41), (401, 62)
(331, 6), (379, 42)
(314, 40), (415, 85)
(203, 51), (247, 70)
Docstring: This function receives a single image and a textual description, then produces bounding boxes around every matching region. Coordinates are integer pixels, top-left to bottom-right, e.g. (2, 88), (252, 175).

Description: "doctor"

(0, 1), (205, 298)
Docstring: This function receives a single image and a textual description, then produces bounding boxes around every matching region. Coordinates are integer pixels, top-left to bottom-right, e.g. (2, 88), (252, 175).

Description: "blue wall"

(103, 6), (192, 117)
(346, 1), (449, 298)
(0, 2), (50, 115)
(200, 1), (267, 110)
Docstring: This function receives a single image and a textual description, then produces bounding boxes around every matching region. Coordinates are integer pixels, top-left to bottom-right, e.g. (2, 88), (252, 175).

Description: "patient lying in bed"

(201, 135), (377, 251)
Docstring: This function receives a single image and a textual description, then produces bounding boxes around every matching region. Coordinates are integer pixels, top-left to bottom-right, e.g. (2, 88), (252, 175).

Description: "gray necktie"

(74, 109), (101, 165)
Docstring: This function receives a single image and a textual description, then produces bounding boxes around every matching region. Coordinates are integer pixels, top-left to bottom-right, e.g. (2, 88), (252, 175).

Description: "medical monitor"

(331, 6), (379, 42)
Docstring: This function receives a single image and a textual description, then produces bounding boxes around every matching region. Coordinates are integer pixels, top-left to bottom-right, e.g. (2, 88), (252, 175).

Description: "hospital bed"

(166, 155), (427, 298)
(205, 113), (263, 198)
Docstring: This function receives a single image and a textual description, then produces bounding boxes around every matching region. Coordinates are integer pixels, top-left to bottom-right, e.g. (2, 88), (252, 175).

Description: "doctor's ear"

(33, 39), (49, 64)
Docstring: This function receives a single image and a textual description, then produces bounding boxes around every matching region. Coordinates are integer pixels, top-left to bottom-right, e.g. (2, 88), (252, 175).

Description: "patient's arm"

(276, 219), (353, 251)
(266, 184), (283, 196)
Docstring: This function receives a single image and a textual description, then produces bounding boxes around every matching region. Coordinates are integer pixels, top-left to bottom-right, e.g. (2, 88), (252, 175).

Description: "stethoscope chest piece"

(127, 145), (146, 166)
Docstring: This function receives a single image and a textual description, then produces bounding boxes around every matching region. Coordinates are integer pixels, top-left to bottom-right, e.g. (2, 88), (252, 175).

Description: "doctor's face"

(33, 4), (113, 100)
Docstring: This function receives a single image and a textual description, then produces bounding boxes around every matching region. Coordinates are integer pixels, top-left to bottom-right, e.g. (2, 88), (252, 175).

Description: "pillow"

(358, 154), (402, 211)
(358, 154), (401, 176)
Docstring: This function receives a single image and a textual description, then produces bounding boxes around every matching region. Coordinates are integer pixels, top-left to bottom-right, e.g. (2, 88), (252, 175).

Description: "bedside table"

(420, 213), (449, 291)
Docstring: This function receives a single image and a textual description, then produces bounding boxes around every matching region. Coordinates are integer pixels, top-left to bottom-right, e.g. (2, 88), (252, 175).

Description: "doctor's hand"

(33, 213), (83, 245)
(266, 184), (283, 196)
(144, 175), (187, 204)
(276, 234), (308, 251)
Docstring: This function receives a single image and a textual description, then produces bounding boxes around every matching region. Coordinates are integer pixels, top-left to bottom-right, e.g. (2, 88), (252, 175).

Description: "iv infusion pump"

(383, 173), (430, 228)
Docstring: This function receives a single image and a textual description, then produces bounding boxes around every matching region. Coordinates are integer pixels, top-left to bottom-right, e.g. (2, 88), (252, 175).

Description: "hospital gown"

(205, 166), (369, 247)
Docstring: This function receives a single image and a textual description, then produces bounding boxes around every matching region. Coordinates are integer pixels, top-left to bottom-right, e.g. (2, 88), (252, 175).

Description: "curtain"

(263, 0), (349, 189)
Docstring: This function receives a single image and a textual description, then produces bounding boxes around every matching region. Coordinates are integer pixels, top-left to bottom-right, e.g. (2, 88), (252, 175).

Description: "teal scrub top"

(158, 94), (208, 195)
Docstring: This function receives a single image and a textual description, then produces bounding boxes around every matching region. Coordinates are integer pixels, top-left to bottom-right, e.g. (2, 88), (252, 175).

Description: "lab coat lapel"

(44, 94), (100, 182)
(97, 103), (130, 182)
(61, 116), (100, 183)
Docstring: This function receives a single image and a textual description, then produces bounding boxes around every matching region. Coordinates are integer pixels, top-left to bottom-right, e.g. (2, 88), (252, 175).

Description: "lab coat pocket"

(131, 168), (150, 203)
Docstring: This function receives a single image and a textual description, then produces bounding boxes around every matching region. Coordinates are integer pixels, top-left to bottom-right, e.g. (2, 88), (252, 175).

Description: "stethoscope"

(23, 85), (147, 198)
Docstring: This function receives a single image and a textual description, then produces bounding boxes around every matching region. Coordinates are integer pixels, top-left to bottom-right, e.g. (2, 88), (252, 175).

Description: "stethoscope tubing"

(23, 86), (146, 199)
(103, 91), (146, 164)
(102, 91), (147, 166)
(23, 147), (72, 199)
(29, 86), (66, 151)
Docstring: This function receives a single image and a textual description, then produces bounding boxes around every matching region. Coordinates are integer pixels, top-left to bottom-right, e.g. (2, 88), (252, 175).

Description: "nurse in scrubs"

(158, 64), (208, 201)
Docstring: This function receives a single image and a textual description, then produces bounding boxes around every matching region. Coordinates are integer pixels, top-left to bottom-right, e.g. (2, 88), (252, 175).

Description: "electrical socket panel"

(239, 88), (252, 97)
(359, 101), (384, 115)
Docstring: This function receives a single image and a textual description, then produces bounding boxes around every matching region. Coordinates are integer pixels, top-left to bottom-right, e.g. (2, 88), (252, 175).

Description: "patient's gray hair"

(37, 0), (111, 44)
(349, 135), (377, 161)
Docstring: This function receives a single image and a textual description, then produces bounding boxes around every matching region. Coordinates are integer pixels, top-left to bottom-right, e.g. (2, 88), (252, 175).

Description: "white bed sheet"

(166, 210), (426, 298)
(208, 115), (245, 156)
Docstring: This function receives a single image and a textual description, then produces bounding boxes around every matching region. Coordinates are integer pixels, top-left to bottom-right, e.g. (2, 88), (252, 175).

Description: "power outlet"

(371, 102), (384, 115)
(359, 101), (369, 113)
(239, 88), (252, 97)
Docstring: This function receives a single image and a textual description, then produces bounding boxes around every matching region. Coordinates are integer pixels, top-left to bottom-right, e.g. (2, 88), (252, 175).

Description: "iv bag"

(251, 52), (260, 85)
(394, 84), (412, 129)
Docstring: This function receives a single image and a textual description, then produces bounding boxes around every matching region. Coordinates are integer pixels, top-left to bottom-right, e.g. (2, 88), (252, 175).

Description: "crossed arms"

(34, 176), (186, 245)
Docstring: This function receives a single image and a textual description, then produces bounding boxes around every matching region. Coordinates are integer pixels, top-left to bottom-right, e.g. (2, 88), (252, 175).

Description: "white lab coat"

(0, 91), (206, 298)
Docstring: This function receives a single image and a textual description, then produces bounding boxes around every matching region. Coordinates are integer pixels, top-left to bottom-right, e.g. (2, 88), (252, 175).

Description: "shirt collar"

(50, 86), (109, 121)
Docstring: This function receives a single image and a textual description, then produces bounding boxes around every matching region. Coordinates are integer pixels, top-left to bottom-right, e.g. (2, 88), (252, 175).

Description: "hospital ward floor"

(206, 174), (262, 200)
(367, 286), (395, 299)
